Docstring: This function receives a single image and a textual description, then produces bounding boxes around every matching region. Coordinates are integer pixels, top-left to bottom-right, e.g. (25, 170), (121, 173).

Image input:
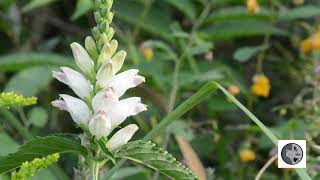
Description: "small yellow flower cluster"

(141, 47), (154, 62)
(0, 92), (37, 108)
(300, 32), (320, 53)
(239, 149), (256, 163)
(11, 153), (60, 180)
(251, 75), (271, 97)
(247, 0), (259, 14)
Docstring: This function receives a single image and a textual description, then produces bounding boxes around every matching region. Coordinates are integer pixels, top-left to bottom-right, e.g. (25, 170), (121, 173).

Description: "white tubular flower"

(105, 69), (145, 98)
(107, 124), (139, 151)
(111, 50), (126, 74)
(52, 67), (92, 99)
(70, 42), (95, 75)
(92, 89), (147, 127)
(89, 111), (112, 139)
(52, 94), (92, 125)
(96, 62), (114, 88)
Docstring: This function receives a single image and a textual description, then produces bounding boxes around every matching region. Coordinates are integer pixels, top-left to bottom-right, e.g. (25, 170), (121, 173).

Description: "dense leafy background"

(0, 0), (320, 179)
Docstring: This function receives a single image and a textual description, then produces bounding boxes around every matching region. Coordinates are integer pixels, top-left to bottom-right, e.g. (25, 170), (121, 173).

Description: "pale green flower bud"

(107, 124), (138, 151)
(70, 42), (95, 76)
(85, 36), (99, 61)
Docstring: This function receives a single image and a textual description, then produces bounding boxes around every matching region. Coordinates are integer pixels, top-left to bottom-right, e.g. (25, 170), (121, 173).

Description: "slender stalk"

(0, 109), (32, 140)
(255, 154), (277, 180)
(91, 161), (99, 180)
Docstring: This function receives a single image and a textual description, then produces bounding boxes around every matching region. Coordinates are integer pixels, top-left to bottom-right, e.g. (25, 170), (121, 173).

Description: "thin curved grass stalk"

(103, 81), (311, 180)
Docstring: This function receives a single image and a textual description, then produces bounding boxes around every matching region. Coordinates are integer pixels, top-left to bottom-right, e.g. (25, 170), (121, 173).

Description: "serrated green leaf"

(200, 20), (287, 41)
(115, 140), (198, 180)
(22, 0), (56, 12)
(28, 107), (48, 128)
(97, 138), (116, 165)
(280, 5), (320, 20)
(0, 135), (87, 174)
(163, 0), (196, 20)
(0, 53), (75, 72)
(71, 0), (93, 20)
(5, 67), (53, 97)
(233, 45), (269, 62)
(0, 133), (19, 156)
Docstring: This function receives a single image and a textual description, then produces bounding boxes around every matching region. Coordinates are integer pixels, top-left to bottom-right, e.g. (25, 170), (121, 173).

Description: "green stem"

(91, 161), (99, 180)
(0, 109), (32, 140)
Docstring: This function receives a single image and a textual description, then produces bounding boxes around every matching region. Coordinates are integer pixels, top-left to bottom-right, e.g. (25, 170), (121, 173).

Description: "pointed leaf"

(71, 0), (93, 20)
(115, 140), (198, 180)
(0, 135), (87, 173)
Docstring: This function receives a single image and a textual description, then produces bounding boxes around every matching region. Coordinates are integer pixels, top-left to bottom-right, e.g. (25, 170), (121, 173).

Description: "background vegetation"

(0, 0), (320, 179)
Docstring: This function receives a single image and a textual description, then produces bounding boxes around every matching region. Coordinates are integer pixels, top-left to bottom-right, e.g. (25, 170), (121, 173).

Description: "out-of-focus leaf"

(188, 39), (213, 56)
(162, 0), (196, 20)
(0, 53), (75, 72)
(114, 1), (172, 40)
(179, 70), (224, 86)
(32, 169), (57, 180)
(71, 0), (93, 20)
(200, 20), (287, 41)
(233, 45), (269, 62)
(0, 135), (87, 174)
(110, 167), (146, 180)
(28, 107), (48, 128)
(205, 6), (275, 24)
(5, 67), (53, 97)
(280, 5), (320, 20)
(22, 0), (56, 12)
(0, 133), (19, 156)
(208, 95), (237, 112)
(175, 135), (206, 180)
(168, 120), (194, 141)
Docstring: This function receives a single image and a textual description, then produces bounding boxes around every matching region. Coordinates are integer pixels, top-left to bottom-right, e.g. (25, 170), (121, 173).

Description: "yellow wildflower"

(247, 0), (259, 14)
(300, 38), (312, 52)
(141, 47), (154, 62)
(239, 149), (256, 163)
(251, 75), (271, 97)
(300, 32), (320, 52)
(228, 85), (240, 96)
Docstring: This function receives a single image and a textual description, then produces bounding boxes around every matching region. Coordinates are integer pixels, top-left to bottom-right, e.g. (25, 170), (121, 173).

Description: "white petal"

(89, 111), (112, 139)
(52, 94), (92, 125)
(107, 124), (138, 151)
(96, 62), (114, 88)
(107, 69), (145, 98)
(92, 88), (118, 112)
(53, 67), (93, 99)
(109, 39), (118, 57)
(111, 50), (126, 73)
(109, 97), (147, 127)
(70, 42), (95, 75)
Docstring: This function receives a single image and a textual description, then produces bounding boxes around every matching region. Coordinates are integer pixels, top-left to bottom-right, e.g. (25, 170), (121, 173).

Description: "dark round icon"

(281, 143), (303, 165)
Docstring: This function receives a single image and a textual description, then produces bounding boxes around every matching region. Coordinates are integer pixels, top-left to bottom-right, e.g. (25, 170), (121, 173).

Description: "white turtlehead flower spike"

(52, 67), (93, 100)
(107, 124), (139, 151)
(70, 42), (95, 76)
(51, 94), (92, 125)
(89, 111), (112, 139)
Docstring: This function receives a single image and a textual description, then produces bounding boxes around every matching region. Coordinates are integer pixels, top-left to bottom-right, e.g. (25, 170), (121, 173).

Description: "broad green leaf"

(0, 133), (19, 156)
(110, 167), (146, 180)
(5, 67), (53, 97)
(200, 20), (287, 41)
(22, 0), (56, 12)
(280, 5), (320, 20)
(205, 6), (275, 24)
(114, 1), (172, 40)
(0, 135), (87, 173)
(28, 107), (48, 128)
(32, 169), (57, 180)
(233, 45), (269, 62)
(71, 0), (93, 20)
(162, 0), (196, 20)
(0, 53), (75, 72)
(115, 140), (198, 180)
